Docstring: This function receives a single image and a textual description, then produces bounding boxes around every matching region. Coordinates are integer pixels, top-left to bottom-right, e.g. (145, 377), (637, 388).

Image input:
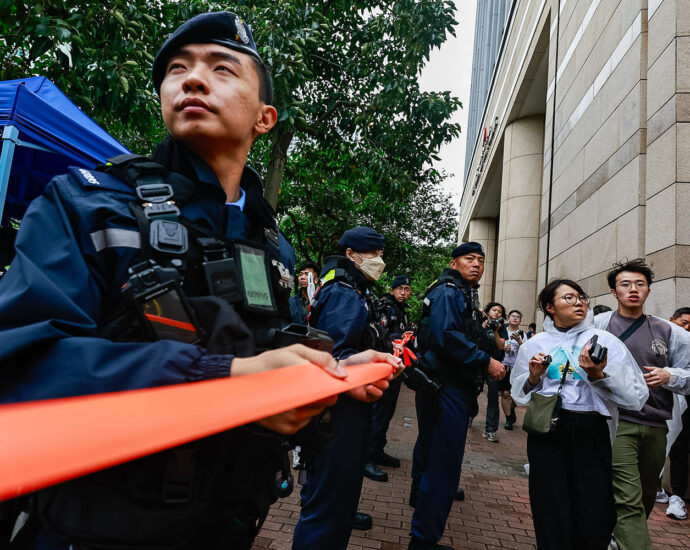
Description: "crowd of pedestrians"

(514, 260), (690, 550)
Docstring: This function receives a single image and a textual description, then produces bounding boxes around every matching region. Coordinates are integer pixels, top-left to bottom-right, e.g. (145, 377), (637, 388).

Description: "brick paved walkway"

(253, 387), (690, 549)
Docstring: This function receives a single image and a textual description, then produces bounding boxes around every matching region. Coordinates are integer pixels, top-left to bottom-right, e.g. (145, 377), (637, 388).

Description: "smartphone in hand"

(586, 335), (608, 364)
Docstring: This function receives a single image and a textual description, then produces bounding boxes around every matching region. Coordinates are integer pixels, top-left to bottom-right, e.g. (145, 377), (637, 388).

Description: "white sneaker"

(666, 495), (687, 520)
(655, 488), (669, 503)
(608, 536), (619, 550)
(291, 446), (301, 469)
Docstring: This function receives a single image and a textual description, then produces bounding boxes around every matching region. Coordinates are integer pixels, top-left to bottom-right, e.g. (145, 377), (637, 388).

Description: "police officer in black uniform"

(409, 243), (505, 550)
(292, 227), (401, 550)
(0, 12), (392, 550)
(364, 275), (413, 482)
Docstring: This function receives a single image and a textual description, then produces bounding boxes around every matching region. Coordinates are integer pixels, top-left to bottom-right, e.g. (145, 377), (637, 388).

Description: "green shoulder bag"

(522, 360), (570, 436)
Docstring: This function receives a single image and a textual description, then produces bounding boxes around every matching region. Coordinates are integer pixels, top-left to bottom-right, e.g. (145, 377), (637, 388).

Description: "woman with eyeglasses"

(511, 279), (648, 550)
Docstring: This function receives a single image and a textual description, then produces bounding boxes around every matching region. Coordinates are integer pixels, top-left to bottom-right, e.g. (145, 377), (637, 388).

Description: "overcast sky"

(418, 1), (477, 206)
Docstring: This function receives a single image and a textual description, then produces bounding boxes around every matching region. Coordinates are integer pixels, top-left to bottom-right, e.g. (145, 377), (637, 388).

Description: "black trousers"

(527, 410), (615, 550)
(367, 375), (403, 461)
(669, 395), (690, 498)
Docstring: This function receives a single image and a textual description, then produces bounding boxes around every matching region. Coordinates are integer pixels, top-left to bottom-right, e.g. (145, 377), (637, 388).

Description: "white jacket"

(511, 310), (648, 441)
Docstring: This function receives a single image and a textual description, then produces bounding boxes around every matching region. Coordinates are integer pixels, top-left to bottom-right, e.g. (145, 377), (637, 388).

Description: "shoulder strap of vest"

(98, 154), (166, 187)
(320, 256), (361, 291)
(418, 272), (472, 330)
(97, 154), (192, 264)
(321, 267), (352, 287)
(422, 274), (459, 301)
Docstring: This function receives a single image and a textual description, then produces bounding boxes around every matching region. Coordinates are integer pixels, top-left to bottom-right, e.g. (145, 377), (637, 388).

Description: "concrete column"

(468, 217), (497, 308)
(495, 115), (545, 326)
(644, 1), (690, 316)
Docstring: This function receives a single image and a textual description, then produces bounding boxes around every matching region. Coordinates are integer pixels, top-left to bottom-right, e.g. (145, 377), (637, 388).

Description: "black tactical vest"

(417, 269), (494, 383)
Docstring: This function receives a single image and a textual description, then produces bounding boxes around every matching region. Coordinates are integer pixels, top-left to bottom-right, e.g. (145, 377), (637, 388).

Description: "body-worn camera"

(487, 318), (503, 330)
(122, 260), (201, 345)
(586, 335), (608, 364)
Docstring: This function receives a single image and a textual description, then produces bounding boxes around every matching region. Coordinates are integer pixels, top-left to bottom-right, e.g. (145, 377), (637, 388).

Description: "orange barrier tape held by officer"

(0, 361), (393, 501)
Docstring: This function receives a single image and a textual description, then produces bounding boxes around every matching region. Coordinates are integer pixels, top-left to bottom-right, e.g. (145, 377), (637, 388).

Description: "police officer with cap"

(364, 274), (413, 482)
(0, 11), (391, 550)
(293, 226), (401, 550)
(409, 242), (505, 550)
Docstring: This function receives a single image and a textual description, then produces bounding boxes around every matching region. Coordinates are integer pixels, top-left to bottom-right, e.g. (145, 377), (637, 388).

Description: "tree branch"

(286, 211), (314, 264)
(316, 100), (360, 123)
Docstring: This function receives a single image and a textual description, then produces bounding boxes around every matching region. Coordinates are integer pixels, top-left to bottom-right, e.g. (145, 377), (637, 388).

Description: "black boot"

(376, 451), (401, 468)
(363, 462), (388, 482)
(353, 512), (372, 530)
(455, 488), (465, 501)
(408, 535), (454, 549)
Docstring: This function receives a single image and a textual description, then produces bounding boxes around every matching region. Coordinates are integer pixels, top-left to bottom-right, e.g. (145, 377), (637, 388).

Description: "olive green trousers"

(612, 419), (668, 550)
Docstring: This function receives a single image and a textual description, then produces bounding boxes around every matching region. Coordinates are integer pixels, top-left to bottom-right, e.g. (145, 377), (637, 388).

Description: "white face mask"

(354, 252), (386, 281)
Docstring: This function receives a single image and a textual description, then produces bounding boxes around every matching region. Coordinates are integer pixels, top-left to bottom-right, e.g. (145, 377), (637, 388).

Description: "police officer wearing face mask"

(0, 11), (375, 550)
(293, 226), (400, 550)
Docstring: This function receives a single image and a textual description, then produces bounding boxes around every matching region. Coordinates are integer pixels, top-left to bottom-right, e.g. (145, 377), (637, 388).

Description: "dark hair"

(607, 258), (654, 289)
(592, 304), (612, 315)
(508, 309), (522, 318)
(484, 302), (506, 319)
(528, 323), (536, 330)
(251, 56), (273, 105)
(294, 262), (320, 296)
(298, 262), (321, 276)
(538, 279), (587, 320)
(672, 307), (690, 319)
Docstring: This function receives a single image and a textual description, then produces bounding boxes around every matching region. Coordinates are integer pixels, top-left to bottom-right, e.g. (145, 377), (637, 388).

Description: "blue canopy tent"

(0, 77), (130, 225)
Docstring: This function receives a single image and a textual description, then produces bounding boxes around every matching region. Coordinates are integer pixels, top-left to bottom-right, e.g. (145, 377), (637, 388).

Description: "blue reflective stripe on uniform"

(90, 228), (141, 252)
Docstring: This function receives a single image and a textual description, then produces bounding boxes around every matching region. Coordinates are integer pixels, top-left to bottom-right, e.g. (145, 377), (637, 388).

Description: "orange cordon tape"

(393, 331), (417, 367)
(0, 362), (393, 501)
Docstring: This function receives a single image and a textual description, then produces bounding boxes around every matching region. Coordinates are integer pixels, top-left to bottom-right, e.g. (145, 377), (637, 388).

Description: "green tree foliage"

(0, 0), (462, 316)
(1, 0), (178, 151)
(253, 1), (462, 312)
(244, 1), (461, 208)
(279, 137), (458, 320)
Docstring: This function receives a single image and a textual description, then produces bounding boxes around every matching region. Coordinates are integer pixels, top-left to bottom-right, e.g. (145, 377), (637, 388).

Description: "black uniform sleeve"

(0, 178), (233, 404)
(426, 285), (490, 369)
(312, 283), (368, 360)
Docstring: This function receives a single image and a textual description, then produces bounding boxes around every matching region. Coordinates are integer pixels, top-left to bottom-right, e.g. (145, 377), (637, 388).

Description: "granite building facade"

(459, 0), (689, 324)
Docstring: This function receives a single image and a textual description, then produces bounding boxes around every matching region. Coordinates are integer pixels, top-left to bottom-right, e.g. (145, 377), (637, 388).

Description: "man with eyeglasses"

(594, 259), (690, 550)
